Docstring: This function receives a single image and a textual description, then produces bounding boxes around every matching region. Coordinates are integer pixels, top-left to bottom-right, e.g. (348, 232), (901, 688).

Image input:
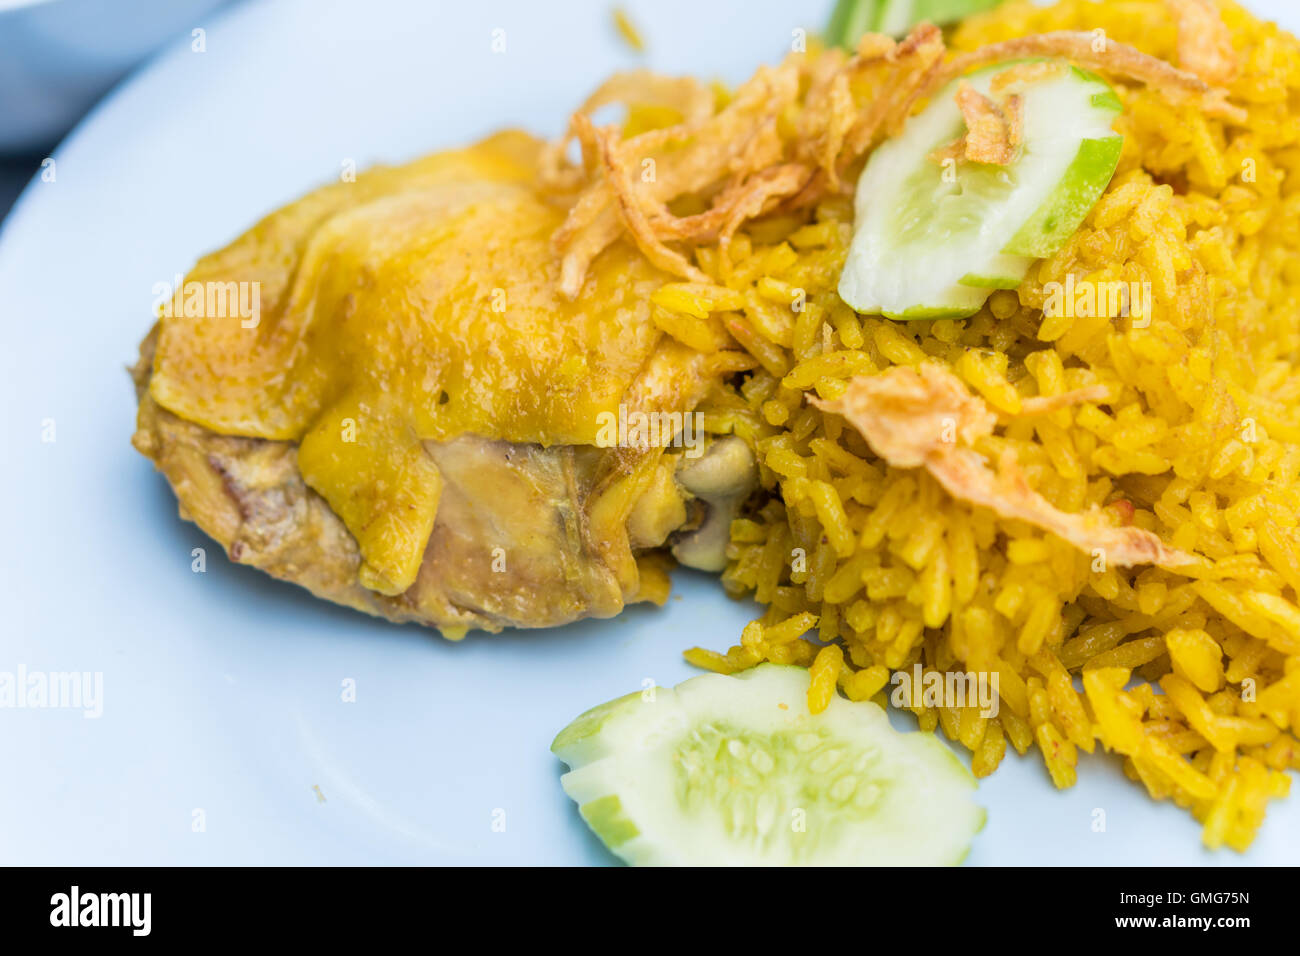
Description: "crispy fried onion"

(551, 23), (1245, 296)
(839, 23), (948, 162)
(1019, 384), (1110, 416)
(552, 59), (812, 295)
(989, 60), (1069, 94)
(814, 364), (1197, 569)
(931, 82), (1024, 166)
(538, 70), (716, 191)
(589, 116), (710, 284)
(551, 25), (947, 297)
(933, 31), (1244, 122)
(1167, 0), (1239, 86)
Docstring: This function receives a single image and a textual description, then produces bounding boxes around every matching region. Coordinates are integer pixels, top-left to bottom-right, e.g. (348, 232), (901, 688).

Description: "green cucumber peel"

(551, 664), (985, 866)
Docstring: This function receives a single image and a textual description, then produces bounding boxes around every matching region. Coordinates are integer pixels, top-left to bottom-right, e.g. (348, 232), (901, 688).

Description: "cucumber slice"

(911, 0), (1004, 31)
(551, 664), (984, 866)
(959, 252), (1034, 289)
(838, 61), (1122, 319)
(888, 284), (989, 320)
(825, 0), (880, 50)
(829, 0), (1004, 45)
(1002, 135), (1124, 257)
(875, 0), (916, 37)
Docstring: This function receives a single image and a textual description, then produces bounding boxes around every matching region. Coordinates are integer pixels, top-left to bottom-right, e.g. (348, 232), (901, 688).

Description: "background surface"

(0, 0), (1296, 865)
(0, 0), (234, 210)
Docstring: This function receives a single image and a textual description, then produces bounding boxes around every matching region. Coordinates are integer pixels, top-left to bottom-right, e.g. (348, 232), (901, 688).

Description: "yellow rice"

(669, 0), (1300, 851)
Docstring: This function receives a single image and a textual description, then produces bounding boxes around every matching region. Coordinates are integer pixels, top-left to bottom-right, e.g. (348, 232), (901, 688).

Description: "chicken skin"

(133, 131), (753, 636)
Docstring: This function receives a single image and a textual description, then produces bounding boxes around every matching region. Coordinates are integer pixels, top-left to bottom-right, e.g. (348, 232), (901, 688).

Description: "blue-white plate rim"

(0, 0), (1295, 865)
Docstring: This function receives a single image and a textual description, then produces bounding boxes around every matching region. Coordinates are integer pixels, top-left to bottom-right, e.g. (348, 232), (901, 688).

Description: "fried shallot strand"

(589, 118), (709, 284)
(1017, 384), (1110, 416)
(551, 26), (942, 294)
(550, 23), (1246, 294)
(652, 163), (812, 244)
(1167, 0), (1239, 86)
(554, 61), (803, 295)
(933, 31), (1244, 122)
(814, 365), (1198, 569)
(935, 82), (1024, 166)
(539, 70), (714, 190)
(989, 60), (1069, 93)
(838, 24), (947, 169)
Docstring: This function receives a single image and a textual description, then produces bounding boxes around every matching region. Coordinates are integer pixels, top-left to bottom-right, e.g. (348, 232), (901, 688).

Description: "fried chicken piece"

(133, 132), (758, 635)
(133, 327), (689, 635)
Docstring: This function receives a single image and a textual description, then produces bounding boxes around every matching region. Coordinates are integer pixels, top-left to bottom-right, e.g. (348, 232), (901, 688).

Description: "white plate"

(0, 0), (1295, 866)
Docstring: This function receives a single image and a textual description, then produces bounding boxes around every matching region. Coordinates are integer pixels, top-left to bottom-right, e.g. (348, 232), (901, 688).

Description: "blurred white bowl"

(0, 0), (231, 153)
